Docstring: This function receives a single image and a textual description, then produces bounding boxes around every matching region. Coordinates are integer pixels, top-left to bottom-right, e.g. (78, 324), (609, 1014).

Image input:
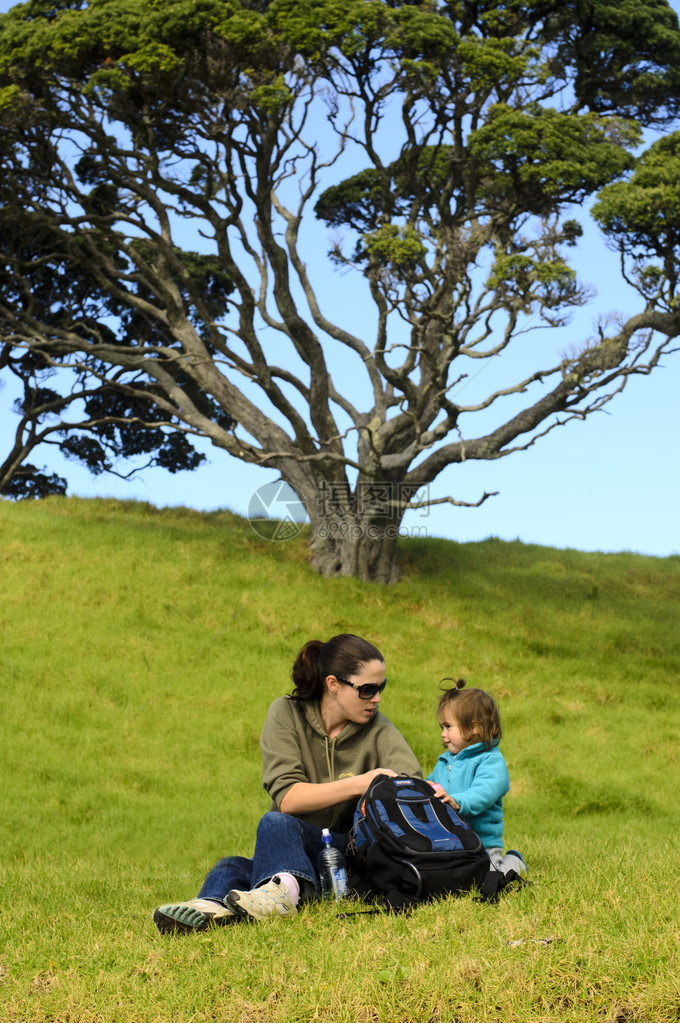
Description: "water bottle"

(317, 828), (349, 900)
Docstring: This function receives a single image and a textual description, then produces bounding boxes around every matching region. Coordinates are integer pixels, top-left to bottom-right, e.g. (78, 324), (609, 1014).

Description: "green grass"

(1, 496), (679, 1022)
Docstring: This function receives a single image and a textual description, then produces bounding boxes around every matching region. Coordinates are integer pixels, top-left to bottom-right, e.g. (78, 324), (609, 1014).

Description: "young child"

(427, 679), (526, 876)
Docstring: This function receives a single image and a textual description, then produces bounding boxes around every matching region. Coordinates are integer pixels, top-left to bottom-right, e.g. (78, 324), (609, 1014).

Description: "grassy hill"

(1, 496), (679, 1023)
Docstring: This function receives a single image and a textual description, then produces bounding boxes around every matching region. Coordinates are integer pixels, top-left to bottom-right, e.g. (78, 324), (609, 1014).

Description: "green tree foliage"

(592, 132), (680, 299)
(0, 0), (679, 581)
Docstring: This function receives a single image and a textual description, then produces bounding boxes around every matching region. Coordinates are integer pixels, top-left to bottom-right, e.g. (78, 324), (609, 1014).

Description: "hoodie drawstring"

(324, 735), (336, 783)
(324, 735), (340, 831)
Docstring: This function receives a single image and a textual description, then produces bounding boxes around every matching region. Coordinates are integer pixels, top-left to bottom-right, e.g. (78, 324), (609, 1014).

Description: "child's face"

(438, 706), (475, 755)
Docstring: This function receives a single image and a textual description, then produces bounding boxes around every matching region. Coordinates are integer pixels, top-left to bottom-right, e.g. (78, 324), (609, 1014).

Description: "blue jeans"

(197, 812), (347, 904)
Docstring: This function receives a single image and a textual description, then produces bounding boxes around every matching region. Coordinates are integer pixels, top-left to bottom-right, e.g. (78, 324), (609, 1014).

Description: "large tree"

(1, 0), (680, 582)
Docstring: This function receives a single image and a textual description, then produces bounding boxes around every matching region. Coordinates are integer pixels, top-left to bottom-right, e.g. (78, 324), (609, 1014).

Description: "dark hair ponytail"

(290, 634), (384, 701)
(290, 639), (325, 700)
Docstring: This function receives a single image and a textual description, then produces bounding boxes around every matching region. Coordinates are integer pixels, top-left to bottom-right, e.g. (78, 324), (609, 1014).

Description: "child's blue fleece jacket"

(427, 739), (509, 848)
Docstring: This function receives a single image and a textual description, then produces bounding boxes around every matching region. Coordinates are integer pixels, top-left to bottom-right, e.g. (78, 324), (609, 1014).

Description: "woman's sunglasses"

(336, 676), (388, 700)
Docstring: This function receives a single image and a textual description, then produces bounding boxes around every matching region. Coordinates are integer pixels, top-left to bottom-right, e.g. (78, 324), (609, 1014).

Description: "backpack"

(347, 774), (519, 910)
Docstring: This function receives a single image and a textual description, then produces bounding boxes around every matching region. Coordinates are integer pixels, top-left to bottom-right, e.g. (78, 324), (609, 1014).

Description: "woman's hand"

(357, 767), (397, 793)
(280, 769), (397, 816)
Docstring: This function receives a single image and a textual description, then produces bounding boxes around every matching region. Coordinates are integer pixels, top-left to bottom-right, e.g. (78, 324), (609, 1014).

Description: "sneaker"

(153, 897), (238, 935)
(503, 850), (528, 875)
(226, 875), (298, 921)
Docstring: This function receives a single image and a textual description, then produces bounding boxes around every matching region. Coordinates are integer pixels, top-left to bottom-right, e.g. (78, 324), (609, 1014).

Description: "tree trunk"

(308, 510), (402, 584)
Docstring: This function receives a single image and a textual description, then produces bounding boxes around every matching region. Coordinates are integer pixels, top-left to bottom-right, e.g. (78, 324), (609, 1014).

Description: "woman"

(153, 633), (422, 933)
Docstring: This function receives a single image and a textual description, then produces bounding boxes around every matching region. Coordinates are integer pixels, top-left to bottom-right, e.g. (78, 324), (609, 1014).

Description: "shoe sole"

(153, 905), (238, 935)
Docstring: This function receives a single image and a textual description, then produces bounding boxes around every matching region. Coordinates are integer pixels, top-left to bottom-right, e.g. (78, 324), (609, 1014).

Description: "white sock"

(276, 872), (300, 905)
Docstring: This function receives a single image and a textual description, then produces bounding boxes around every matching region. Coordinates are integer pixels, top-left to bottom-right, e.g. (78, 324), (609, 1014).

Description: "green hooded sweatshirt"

(260, 695), (422, 833)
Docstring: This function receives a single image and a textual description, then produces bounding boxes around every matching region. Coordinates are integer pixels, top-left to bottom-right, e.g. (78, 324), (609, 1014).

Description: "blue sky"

(1, 0), (678, 558)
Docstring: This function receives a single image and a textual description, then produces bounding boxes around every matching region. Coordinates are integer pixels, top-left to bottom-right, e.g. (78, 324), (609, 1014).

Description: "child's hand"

(428, 781), (460, 810)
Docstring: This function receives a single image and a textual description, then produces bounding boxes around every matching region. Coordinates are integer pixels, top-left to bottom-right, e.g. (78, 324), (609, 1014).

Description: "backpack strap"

(478, 868), (528, 902)
(401, 860), (423, 901)
(478, 869), (505, 902)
